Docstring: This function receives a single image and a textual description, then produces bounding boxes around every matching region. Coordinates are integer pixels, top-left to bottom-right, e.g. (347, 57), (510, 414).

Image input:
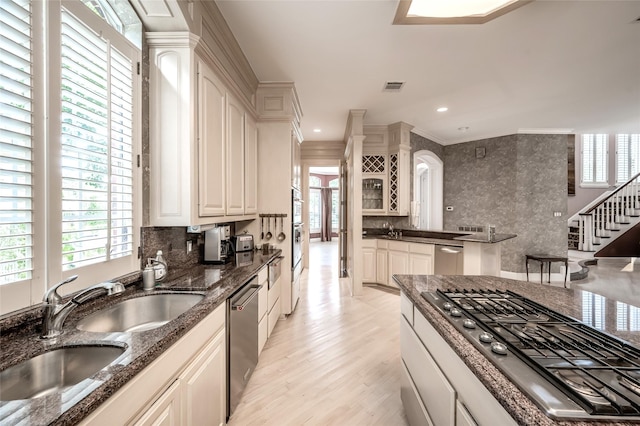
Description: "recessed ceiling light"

(313, 128), (322, 133)
(436, 107), (448, 112)
(458, 126), (469, 132)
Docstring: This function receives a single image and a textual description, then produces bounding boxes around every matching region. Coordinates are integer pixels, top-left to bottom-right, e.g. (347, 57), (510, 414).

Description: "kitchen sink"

(76, 293), (204, 333)
(0, 345), (125, 401)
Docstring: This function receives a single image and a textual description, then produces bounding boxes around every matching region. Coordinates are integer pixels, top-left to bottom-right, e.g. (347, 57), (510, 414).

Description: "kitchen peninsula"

(395, 274), (640, 425)
(363, 229), (517, 286)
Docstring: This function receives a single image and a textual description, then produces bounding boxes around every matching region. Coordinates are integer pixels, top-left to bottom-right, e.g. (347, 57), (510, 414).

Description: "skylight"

(394, 0), (532, 25)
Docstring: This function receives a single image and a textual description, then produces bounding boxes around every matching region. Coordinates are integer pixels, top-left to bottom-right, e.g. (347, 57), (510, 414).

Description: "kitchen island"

(395, 274), (640, 426)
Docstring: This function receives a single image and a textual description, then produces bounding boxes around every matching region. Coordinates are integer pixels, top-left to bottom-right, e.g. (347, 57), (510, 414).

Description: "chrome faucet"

(41, 275), (125, 339)
(388, 225), (400, 239)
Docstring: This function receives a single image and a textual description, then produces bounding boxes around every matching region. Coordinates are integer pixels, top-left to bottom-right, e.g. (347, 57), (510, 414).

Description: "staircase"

(572, 172), (640, 255)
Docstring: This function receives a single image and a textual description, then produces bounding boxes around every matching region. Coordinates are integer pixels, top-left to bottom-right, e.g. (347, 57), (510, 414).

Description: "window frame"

(615, 134), (640, 185)
(0, 0), (142, 314)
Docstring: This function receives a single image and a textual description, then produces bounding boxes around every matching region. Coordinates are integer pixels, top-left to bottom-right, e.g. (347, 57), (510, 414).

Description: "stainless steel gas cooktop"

(422, 289), (640, 421)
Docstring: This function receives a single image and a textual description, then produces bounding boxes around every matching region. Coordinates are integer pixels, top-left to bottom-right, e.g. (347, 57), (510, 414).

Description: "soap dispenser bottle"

(142, 259), (156, 290)
(153, 250), (168, 281)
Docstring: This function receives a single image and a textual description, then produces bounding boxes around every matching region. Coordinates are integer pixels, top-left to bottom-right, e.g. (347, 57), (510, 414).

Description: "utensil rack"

(259, 213), (287, 218)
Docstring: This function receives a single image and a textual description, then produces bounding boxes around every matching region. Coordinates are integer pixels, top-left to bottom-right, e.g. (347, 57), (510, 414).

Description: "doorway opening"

(307, 166), (341, 275)
(413, 150), (443, 230)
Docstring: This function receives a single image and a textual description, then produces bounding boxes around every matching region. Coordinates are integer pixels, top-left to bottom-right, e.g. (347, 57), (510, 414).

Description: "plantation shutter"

(0, 0), (33, 285)
(60, 9), (134, 271)
(616, 134), (640, 184)
(581, 134), (608, 185)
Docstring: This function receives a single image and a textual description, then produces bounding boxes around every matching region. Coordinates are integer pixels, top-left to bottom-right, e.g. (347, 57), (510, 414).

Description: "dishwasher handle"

(439, 246), (462, 254)
(231, 284), (262, 311)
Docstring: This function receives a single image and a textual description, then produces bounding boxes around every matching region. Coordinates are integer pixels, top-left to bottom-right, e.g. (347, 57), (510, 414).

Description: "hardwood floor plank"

(228, 241), (408, 425)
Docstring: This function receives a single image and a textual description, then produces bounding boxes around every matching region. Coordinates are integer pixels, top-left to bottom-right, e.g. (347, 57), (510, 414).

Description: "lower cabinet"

(80, 304), (226, 426)
(267, 277), (281, 338)
(362, 239), (434, 287)
(400, 292), (516, 426)
(362, 246), (377, 283)
(258, 267), (269, 355)
(388, 246), (409, 287)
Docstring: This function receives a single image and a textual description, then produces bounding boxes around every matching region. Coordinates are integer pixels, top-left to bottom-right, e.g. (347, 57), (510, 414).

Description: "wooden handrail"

(583, 171), (640, 215)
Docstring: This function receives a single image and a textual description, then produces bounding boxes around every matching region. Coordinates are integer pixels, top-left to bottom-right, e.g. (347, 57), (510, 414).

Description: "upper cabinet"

(147, 33), (258, 226)
(361, 122), (412, 216)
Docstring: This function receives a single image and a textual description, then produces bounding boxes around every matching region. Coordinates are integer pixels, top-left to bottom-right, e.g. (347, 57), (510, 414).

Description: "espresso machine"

(204, 225), (232, 264)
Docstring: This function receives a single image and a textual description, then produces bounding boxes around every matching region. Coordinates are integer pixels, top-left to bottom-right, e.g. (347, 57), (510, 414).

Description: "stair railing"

(578, 172), (640, 251)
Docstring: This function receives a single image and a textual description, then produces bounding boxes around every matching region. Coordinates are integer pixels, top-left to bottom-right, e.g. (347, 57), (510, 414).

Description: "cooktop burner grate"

(429, 289), (640, 417)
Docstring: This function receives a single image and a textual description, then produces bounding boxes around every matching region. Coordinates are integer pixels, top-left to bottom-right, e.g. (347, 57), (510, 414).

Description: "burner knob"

(450, 308), (462, 317)
(443, 302), (453, 311)
(491, 342), (508, 355)
(463, 319), (476, 329)
(479, 332), (493, 343)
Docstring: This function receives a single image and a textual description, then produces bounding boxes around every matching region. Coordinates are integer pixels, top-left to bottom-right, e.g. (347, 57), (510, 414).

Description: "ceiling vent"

(384, 81), (405, 91)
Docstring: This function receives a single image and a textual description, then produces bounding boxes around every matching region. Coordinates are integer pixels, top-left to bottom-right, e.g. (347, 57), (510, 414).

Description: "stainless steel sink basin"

(76, 293), (204, 333)
(0, 345), (125, 401)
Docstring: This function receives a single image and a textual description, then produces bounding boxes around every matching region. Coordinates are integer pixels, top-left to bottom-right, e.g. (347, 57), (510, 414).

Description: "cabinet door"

(244, 114), (258, 214)
(362, 247), (376, 283)
(376, 249), (388, 285)
(226, 95), (245, 215)
(258, 315), (268, 356)
(182, 329), (226, 426)
(409, 253), (433, 275)
(268, 297), (280, 338)
(133, 379), (181, 426)
(388, 250), (408, 288)
(197, 60), (226, 217)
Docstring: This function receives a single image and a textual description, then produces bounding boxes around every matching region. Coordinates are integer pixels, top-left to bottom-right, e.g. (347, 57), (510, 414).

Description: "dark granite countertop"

(0, 249), (282, 426)
(394, 274), (640, 426)
(362, 228), (516, 246)
(453, 233), (518, 243)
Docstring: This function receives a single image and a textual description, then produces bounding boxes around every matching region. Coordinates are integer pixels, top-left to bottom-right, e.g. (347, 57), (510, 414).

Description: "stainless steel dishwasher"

(434, 244), (464, 275)
(227, 276), (261, 418)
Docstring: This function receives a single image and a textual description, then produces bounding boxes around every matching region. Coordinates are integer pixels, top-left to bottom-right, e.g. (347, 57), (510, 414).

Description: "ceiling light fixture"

(394, 0), (532, 25)
(458, 126), (469, 132)
(313, 128), (322, 133)
(436, 107), (448, 112)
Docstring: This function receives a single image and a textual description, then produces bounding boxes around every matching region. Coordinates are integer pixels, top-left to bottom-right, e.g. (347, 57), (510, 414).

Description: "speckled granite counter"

(394, 274), (640, 426)
(363, 228), (517, 246)
(0, 249), (281, 426)
(453, 232), (517, 244)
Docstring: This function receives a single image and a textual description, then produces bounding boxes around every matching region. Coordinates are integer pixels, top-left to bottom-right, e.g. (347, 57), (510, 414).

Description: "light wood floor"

(228, 241), (409, 426)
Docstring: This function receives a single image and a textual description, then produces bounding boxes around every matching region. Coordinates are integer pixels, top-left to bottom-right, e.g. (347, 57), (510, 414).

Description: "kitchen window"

(0, 0), (141, 314)
(615, 134), (640, 184)
(581, 134), (608, 187)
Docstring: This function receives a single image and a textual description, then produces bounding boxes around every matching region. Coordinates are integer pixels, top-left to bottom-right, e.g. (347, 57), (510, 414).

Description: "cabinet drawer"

(268, 279), (281, 312)
(258, 315), (268, 355)
(362, 239), (377, 248)
(258, 283), (268, 321)
(258, 266), (268, 285)
(400, 292), (414, 326)
(401, 317), (455, 426)
(409, 243), (434, 255)
(377, 239), (388, 249)
(388, 241), (409, 252)
(401, 362), (433, 426)
(268, 297), (280, 337)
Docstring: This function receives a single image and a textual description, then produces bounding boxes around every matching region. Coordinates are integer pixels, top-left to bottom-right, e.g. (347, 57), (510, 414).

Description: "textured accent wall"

(443, 134), (568, 273)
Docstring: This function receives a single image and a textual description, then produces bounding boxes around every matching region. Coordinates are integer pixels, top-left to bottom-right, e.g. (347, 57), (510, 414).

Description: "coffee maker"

(204, 225), (232, 264)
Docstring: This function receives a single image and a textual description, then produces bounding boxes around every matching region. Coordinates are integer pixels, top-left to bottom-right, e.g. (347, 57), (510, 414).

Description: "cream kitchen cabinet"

(388, 241), (410, 288)
(362, 240), (377, 283)
(244, 114), (258, 214)
(408, 243), (434, 275)
(197, 58), (226, 217)
(148, 33), (257, 226)
(258, 267), (268, 355)
(80, 303), (226, 426)
(376, 240), (388, 285)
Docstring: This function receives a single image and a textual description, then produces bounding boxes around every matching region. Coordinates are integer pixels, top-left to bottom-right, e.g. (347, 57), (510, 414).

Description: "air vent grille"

(384, 81), (405, 91)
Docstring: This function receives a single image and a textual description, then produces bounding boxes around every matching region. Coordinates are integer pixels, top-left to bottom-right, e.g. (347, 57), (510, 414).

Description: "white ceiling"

(216, 0), (640, 145)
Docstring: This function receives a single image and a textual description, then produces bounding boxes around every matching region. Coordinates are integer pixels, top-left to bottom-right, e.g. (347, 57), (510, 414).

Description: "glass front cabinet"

(362, 155), (387, 214)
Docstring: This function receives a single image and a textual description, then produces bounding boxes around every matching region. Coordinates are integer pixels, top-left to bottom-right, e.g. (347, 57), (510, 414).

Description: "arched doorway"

(413, 150), (443, 230)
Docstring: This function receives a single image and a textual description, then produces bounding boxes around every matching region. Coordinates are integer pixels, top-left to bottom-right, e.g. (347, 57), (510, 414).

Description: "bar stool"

(525, 254), (568, 288)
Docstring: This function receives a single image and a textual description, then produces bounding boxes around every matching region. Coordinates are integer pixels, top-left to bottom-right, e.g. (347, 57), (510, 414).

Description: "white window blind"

(0, 0), (33, 285)
(581, 134), (608, 185)
(309, 188), (321, 233)
(616, 134), (640, 184)
(60, 9), (133, 271)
